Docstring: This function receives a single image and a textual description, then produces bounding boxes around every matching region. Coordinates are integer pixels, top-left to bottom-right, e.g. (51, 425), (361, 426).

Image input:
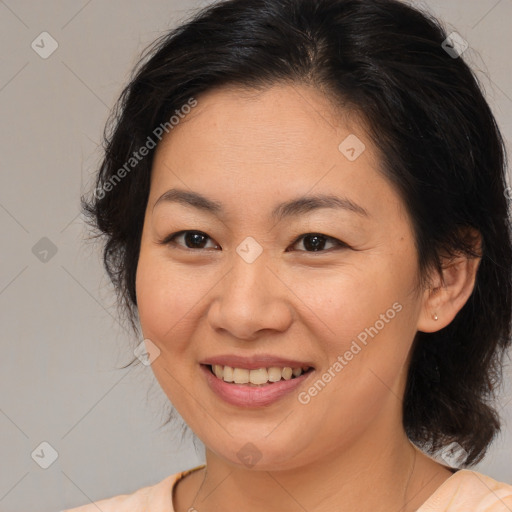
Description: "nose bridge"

(235, 235), (265, 265)
(226, 234), (271, 299)
(207, 240), (292, 338)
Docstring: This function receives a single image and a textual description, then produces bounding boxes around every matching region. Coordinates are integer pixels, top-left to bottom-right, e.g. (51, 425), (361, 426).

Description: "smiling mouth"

(206, 364), (313, 386)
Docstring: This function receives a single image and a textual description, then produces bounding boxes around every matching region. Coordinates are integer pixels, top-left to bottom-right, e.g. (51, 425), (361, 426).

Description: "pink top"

(62, 465), (512, 511)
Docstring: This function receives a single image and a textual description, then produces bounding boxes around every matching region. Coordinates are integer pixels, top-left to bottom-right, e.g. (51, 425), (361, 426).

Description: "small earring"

(432, 313), (438, 321)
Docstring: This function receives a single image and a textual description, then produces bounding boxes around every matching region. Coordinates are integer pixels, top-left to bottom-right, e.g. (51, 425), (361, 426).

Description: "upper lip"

(200, 354), (314, 370)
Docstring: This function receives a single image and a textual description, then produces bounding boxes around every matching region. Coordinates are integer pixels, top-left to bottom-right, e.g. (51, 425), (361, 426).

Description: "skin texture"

(135, 83), (480, 512)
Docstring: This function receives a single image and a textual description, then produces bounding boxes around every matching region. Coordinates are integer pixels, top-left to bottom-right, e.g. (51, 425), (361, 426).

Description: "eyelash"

(158, 230), (349, 253)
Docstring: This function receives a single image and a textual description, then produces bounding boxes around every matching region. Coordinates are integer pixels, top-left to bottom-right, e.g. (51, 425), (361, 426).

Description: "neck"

(182, 422), (450, 512)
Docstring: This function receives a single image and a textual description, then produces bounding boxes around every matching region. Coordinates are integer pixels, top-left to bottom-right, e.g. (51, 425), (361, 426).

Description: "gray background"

(0, 1), (511, 511)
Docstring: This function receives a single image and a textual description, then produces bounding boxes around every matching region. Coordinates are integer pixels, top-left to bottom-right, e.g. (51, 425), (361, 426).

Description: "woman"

(64, 0), (512, 510)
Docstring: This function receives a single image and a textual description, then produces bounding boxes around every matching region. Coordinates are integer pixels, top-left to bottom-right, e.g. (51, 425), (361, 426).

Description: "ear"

(417, 229), (482, 333)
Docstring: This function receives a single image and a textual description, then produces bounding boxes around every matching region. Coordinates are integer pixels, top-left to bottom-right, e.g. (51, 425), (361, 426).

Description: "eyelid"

(158, 230), (220, 249)
(288, 233), (348, 252)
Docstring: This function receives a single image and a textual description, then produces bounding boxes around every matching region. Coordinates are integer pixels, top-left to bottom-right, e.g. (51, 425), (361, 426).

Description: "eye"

(159, 230), (348, 253)
(160, 230), (220, 250)
(288, 233), (348, 252)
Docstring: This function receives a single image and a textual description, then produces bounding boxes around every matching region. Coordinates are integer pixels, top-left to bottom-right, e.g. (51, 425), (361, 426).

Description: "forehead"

(152, 83), (372, 179)
(148, 83), (407, 226)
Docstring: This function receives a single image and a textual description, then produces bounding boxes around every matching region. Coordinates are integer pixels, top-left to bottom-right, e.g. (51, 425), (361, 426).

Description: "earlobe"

(417, 240), (482, 333)
(417, 282), (444, 333)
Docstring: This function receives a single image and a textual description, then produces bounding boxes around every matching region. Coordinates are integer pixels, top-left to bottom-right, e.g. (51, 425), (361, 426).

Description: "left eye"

(288, 233), (346, 252)
(160, 231), (346, 252)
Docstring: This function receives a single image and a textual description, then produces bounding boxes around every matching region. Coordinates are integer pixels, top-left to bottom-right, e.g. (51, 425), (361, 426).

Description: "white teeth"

(210, 364), (310, 384)
(223, 365), (234, 382)
(268, 367), (283, 382)
(282, 367), (293, 380)
(249, 368), (268, 385)
(233, 368), (249, 384)
(213, 364), (223, 379)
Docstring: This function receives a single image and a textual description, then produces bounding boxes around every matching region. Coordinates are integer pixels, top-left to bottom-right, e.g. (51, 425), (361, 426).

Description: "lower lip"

(200, 364), (313, 408)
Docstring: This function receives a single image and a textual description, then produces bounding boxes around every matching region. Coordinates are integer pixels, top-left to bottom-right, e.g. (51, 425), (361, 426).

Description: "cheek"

(135, 251), (204, 409)
(135, 249), (206, 351)
(291, 253), (418, 388)
(288, 257), (409, 339)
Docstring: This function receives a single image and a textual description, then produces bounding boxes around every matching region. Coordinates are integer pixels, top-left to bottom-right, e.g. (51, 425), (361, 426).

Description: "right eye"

(159, 230), (221, 250)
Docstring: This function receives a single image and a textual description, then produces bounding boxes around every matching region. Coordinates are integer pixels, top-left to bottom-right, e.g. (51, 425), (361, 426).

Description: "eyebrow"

(152, 188), (370, 220)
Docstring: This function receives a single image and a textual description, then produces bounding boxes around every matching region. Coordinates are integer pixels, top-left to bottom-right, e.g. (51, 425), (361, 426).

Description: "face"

(135, 83), (426, 471)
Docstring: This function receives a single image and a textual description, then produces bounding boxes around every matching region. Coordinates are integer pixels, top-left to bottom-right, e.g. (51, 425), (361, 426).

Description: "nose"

(207, 250), (293, 341)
